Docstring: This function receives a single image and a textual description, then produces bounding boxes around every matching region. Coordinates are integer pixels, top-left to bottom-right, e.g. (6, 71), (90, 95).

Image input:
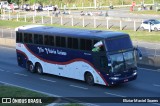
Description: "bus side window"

(80, 39), (92, 51)
(80, 39), (85, 50)
(24, 33), (29, 43)
(86, 39), (92, 51)
(44, 35), (49, 45)
(72, 38), (78, 49)
(61, 37), (66, 48)
(49, 36), (54, 46)
(34, 34), (39, 44)
(19, 33), (23, 42)
(68, 37), (73, 49)
(16, 32), (19, 42)
(28, 33), (33, 43)
(38, 35), (43, 44)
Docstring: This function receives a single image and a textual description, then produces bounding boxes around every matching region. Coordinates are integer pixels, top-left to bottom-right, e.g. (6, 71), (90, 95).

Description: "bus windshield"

(105, 36), (133, 52)
(110, 51), (136, 73)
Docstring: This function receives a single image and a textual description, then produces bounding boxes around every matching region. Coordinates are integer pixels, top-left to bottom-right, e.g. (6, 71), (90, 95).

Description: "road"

(0, 46), (159, 106)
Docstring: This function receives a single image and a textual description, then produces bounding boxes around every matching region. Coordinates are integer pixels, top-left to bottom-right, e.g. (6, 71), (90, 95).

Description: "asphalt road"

(0, 46), (159, 106)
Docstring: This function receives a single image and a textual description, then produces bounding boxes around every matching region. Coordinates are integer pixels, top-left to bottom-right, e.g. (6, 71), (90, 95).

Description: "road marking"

(152, 103), (160, 106)
(139, 67), (160, 73)
(14, 73), (28, 77)
(0, 68), (5, 71)
(40, 78), (56, 83)
(105, 92), (126, 97)
(153, 84), (160, 87)
(70, 85), (88, 90)
(0, 81), (98, 106)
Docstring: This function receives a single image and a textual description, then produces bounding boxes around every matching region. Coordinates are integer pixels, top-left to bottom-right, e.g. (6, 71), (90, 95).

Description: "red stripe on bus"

(24, 44), (109, 86)
(16, 49), (28, 60)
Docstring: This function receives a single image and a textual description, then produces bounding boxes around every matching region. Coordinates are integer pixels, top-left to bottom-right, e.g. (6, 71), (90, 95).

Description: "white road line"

(105, 92), (126, 97)
(70, 85), (88, 90)
(0, 68), (5, 71)
(153, 84), (160, 87)
(152, 103), (160, 106)
(139, 67), (160, 73)
(14, 73), (28, 77)
(40, 78), (56, 83)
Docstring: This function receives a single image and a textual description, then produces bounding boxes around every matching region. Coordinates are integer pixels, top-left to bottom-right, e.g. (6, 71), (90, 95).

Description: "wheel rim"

(86, 74), (94, 85)
(154, 28), (158, 31)
(37, 65), (42, 74)
(29, 64), (34, 71)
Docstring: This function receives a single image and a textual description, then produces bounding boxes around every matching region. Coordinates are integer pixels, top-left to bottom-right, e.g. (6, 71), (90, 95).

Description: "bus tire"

(27, 61), (35, 73)
(36, 63), (43, 74)
(85, 72), (94, 85)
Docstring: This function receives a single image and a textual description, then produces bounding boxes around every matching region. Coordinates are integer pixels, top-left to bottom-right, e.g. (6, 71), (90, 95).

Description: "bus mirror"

(108, 58), (112, 67)
(135, 47), (142, 60)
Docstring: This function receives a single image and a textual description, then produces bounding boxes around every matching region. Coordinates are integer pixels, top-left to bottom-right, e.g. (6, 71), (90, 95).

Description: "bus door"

(93, 52), (108, 74)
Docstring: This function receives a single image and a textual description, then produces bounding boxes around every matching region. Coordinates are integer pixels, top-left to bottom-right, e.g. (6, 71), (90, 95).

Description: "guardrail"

(0, 14), (144, 31)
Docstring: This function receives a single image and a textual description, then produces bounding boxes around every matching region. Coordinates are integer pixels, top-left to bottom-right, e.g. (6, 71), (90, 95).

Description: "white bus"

(15, 25), (142, 86)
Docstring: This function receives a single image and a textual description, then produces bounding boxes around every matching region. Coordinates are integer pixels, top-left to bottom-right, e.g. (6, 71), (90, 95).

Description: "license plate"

(124, 79), (128, 82)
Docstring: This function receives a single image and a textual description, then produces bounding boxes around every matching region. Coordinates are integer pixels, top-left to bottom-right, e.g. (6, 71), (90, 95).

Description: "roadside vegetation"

(0, 20), (159, 43)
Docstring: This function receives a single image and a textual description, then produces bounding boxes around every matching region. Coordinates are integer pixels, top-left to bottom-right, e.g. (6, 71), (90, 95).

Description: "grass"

(0, 20), (160, 43)
(0, 85), (51, 106)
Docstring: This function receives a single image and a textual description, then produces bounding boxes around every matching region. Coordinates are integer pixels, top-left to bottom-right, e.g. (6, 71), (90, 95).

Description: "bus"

(15, 25), (142, 86)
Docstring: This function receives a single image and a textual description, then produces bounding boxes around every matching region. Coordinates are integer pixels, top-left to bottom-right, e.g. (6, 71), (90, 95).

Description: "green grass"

(0, 85), (47, 97)
(0, 85), (50, 106)
(0, 20), (160, 43)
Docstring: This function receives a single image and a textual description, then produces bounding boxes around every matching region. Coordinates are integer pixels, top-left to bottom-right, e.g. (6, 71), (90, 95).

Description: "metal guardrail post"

(33, 16), (35, 23)
(120, 19), (122, 30)
(61, 16), (63, 25)
(94, 17), (96, 28)
(51, 16), (53, 24)
(82, 17), (85, 27)
(24, 15), (26, 22)
(106, 18), (109, 29)
(134, 20), (136, 31)
(42, 16), (44, 24)
(71, 17), (73, 26)
(16, 14), (18, 21)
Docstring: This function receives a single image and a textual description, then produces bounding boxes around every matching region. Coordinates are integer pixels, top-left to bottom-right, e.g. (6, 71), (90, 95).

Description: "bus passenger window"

(86, 39), (92, 50)
(61, 37), (66, 47)
(28, 34), (33, 43)
(44, 35), (49, 45)
(34, 34), (39, 44)
(24, 33), (29, 43)
(19, 33), (23, 42)
(80, 39), (85, 50)
(16, 32), (19, 42)
(49, 36), (54, 46)
(56, 36), (61, 47)
(39, 35), (43, 44)
(68, 37), (73, 48)
(72, 38), (78, 49)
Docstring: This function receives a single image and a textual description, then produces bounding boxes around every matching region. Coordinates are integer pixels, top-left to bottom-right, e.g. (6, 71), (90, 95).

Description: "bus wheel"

(36, 63), (43, 74)
(27, 62), (35, 73)
(85, 73), (94, 85)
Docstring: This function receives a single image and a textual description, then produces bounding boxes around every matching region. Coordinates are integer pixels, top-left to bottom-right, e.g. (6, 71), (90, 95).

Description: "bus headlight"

(132, 70), (137, 76)
(110, 77), (119, 80)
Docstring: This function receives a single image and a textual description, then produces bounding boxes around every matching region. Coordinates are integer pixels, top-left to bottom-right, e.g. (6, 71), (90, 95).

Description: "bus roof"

(16, 25), (129, 39)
